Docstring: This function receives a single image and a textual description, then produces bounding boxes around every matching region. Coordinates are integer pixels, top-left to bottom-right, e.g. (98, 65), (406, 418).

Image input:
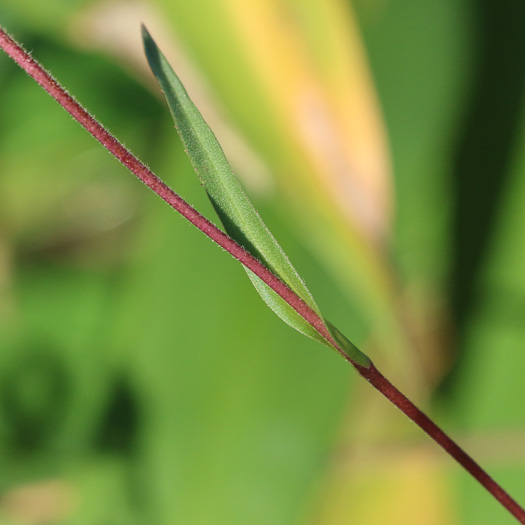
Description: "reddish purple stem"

(360, 365), (525, 522)
(1, 26), (524, 523)
(0, 26), (345, 358)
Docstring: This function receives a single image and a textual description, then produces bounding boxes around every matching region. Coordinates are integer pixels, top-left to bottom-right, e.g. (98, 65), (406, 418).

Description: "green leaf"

(142, 26), (371, 367)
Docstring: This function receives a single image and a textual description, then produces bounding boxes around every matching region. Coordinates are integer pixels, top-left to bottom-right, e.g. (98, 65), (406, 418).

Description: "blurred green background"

(1, 1), (525, 523)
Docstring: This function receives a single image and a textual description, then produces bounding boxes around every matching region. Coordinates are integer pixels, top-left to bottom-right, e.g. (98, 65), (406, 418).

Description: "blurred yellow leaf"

(308, 448), (456, 525)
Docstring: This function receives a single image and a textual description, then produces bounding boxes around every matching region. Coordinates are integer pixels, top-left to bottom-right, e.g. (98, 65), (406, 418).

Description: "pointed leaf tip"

(141, 29), (372, 366)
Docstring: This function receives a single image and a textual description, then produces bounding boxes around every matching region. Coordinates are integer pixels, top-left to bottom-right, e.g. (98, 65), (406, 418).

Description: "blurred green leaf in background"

(0, 1), (524, 524)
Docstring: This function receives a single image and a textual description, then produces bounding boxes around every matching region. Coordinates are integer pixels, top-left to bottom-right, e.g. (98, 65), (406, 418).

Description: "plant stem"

(1, 26), (524, 523)
(0, 26), (339, 355)
(355, 363), (525, 522)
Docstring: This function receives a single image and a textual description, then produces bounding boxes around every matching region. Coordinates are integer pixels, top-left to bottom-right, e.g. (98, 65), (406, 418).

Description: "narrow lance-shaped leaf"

(142, 26), (370, 367)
